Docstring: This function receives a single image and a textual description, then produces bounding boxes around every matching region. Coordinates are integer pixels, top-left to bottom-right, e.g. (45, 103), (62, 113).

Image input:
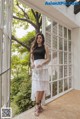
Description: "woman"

(30, 33), (50, 116)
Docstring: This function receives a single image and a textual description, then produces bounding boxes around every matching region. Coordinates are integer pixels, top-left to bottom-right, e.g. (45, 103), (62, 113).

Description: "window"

(45, 16), (72, 101)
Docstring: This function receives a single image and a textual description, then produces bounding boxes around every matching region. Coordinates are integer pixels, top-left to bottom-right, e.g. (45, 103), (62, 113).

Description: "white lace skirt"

(31, 59), (50, 104)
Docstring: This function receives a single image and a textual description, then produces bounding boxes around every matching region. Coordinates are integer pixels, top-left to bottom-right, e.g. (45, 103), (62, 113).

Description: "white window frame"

(42, 15), (73, 103)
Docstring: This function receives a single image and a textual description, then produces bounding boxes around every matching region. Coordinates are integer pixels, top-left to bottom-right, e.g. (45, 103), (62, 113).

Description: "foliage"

(11, 0), (42, 116)
(10, 73), (34, 116)
(12, 0), (42, 50)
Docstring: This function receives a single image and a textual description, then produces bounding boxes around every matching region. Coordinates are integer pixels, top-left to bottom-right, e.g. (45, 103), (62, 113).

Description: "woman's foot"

(39, 100), (44, 112)
(39, 105), (44, 112)
(34, 105), (40, 116)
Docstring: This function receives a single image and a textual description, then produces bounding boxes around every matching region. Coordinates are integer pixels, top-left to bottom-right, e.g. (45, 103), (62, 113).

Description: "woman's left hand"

(36, 64), (43, 68)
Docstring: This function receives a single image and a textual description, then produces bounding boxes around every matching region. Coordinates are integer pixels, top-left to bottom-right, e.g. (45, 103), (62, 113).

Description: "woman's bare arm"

(30, 48), (35, 68)
(41, 45), (50, 66)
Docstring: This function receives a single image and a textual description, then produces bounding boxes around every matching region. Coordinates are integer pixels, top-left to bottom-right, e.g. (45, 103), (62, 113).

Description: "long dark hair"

(30, 33), (45, 54)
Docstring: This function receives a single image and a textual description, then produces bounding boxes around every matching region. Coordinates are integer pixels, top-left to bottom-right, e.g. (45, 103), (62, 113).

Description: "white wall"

(72, 27), (80, 90)
(22, 0), (80, 28)
(53, 0), (80, 27)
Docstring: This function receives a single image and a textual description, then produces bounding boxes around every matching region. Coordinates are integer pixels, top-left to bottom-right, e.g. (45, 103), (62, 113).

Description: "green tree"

(12, 0), (42, 51)
(11, 0), (42, 116)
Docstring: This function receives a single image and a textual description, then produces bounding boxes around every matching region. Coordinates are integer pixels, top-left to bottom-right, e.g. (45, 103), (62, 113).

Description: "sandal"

(38, 100), (44, 112)
(34, 104), (40, 116)
(39, 106), (44, 112)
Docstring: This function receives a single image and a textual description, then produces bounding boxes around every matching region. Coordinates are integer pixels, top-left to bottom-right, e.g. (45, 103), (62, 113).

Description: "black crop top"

(33, 45), (46, 60)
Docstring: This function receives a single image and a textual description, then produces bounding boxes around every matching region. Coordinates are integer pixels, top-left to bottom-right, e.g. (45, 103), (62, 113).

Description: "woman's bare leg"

(35, 91), (41, 116)
(36, 91), (41, 103)
(35, 91), (44, 115)
(36, 91), (44, 102)
(39, 91), (44, 112)
(40, 91), (44, 101)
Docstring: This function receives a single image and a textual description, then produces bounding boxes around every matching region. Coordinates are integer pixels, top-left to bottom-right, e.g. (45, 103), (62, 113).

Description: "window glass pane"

(7, 38), (11, 68)
(2, 72), (8, 106)
(0, 0), (1, 7)
(68, 41), (71, 52)
(48, 66), (52, 82)
(59, 25), (63, 37)
(69, 78), (72, 88)
(59, 52), (63, 64)
(45, 32), (51, 48)
(49, 49), (51, 61)
(64, 52), (67, 64)
(46, 83), (51, 99)
(52, 51), (57, 64)
(68, 29), (71, 40)
(64, 66), (67, 77)
(64, 79), (68, 91)
(64, 27), (67, 38)
(52, 81), (57, 96)
(69, 53), (71, 64)
(69, 65), (72, 76)
(46, 17), (51, 33)
(53, 21), (57, 35)
(3, 0), (8, 33)
(59, 80), (63, 93)
(52, 35), (57, 50)
(59, 66), (63, 79)
(2, 35), (8, 72)
(7, 70), (10, 101)
(59, 37), (63, 50)
(52, 66), (58, 81)
(0, 30), (3, 74)
(64, 40), (67, 51)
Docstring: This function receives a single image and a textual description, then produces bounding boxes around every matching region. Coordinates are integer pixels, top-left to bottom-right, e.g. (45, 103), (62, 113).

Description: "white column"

(0, 0), (13, 108)
(0, 77), (1, 119)
(42, 14), (46, 39)
(72, 27), (80, 90)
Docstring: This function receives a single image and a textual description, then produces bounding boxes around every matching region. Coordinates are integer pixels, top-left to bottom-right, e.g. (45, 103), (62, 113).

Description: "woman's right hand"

(31, 64), (35, 69)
